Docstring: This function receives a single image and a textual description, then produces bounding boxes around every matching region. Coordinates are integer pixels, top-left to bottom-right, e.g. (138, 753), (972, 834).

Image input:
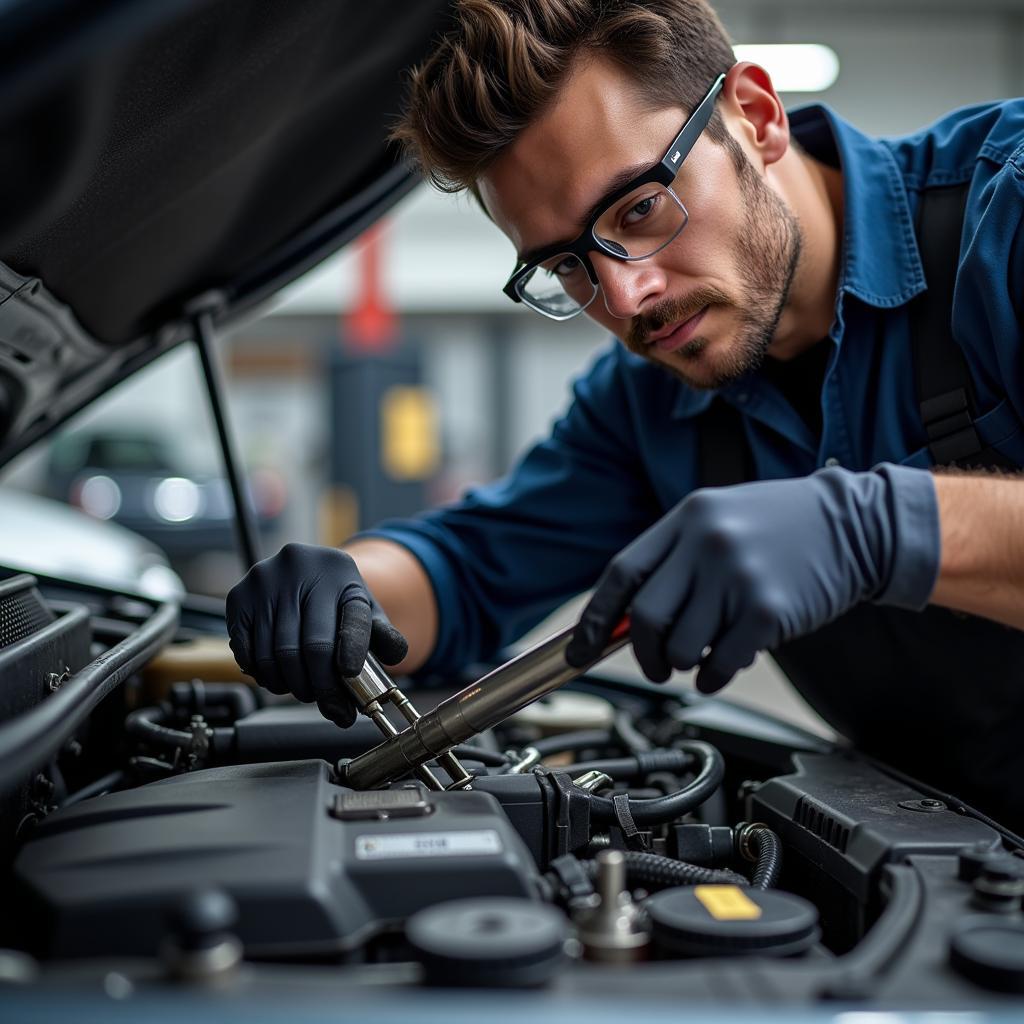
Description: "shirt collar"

(789, 104), (926, 310)
(667, 105), (927, 420)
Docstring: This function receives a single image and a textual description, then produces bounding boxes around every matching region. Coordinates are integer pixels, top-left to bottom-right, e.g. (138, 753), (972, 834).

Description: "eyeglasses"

(502, 74), (726, 321)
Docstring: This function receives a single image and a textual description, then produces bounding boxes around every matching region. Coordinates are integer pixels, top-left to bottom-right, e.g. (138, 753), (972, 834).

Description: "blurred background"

(2, 0), (1021, 730)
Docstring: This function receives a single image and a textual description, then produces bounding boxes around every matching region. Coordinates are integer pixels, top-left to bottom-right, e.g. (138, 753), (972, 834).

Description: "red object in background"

(344, 222), (397, 352)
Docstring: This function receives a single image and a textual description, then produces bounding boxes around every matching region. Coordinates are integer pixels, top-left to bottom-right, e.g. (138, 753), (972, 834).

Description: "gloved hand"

(565, 465), (939, 693)
(225, 543), (408, 727)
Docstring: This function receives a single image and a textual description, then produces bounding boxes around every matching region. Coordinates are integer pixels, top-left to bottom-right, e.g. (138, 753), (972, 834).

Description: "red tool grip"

(611, 615), (631, 641)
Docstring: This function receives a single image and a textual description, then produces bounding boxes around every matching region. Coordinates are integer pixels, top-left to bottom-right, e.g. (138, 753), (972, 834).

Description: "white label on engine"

(355, 830), (502, 860)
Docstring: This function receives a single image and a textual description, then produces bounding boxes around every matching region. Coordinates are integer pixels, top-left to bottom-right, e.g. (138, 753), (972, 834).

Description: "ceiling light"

(733, 44), (840, 93)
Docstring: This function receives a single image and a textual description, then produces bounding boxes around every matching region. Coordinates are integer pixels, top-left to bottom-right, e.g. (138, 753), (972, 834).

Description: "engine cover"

(13, 760), (538, 959)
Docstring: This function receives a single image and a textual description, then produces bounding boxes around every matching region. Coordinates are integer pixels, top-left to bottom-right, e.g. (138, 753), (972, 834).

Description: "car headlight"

(152, 477), (201, 522)
(77, 474), (122, 520)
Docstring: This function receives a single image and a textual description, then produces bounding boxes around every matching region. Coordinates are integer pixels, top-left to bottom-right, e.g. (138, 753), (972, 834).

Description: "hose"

(0, 600), (180, 799)
(587, 740), (725, 825)
(612, 709), (653, 753)
(567, 749), (691, 780)
(169, 680), (258, 722)
(739, 824), (783, 889)
(584, 851), (748, 890)
(125, 706), (191, 749)
(449, 745), (510, 767)
(532, 729), (612, 758)
(124, 705), (232, 759)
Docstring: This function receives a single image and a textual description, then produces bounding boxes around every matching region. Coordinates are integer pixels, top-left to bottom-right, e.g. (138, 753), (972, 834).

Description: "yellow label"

(694, 885), (763, 921)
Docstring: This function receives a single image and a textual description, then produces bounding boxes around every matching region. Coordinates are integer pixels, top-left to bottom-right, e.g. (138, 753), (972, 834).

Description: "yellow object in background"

(319, 485), (360, 546)
(381, 385), (441, 481)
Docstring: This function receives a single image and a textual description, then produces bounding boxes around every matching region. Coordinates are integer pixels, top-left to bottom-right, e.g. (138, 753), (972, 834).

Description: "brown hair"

(393, 0), (736, 194)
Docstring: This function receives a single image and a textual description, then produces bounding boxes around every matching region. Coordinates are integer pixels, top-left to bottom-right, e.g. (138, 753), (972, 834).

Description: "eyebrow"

(516, 160), (654, 265)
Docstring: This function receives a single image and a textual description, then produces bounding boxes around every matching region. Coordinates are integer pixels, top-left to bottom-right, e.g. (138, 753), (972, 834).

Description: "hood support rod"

(192, 305), (261, 570)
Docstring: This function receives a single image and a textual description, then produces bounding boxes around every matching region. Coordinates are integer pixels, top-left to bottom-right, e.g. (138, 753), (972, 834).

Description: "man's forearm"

(930, 471), (1024, 628)
(343, 538), (438, 674)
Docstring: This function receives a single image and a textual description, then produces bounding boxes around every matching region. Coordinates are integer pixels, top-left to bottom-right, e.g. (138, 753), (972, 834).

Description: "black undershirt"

(760, 339), (832, 440)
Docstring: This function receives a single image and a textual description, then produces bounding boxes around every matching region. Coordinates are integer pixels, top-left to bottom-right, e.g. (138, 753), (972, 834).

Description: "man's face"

(479, 59), (803, 390)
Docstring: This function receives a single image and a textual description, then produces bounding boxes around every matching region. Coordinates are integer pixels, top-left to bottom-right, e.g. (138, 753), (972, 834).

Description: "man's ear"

(721, 61), (789, 168)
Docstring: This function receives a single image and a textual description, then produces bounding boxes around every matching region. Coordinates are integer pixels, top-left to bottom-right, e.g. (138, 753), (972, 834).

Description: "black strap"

(909, 185), (986, 466)
(698, 182), (1014, 486)
(611, 793), (650, 852)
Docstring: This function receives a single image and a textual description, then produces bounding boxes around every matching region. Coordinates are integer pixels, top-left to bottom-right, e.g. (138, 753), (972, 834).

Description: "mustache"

(624, 285), (731, 351)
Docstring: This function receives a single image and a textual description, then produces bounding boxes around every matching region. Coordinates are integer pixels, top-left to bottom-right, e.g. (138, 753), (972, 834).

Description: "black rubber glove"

(225, 543), (408, 727)
(565, 465), (940, 693)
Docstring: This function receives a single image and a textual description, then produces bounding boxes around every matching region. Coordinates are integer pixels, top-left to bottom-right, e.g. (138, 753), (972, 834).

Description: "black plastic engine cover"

(13, 760), (539, 959)
(750, 752), (1000, 950)
(752, 753), (999, 898)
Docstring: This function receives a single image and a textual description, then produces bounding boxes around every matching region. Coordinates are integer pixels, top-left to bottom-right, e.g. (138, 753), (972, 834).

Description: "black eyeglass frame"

(502, 73), (727, 319)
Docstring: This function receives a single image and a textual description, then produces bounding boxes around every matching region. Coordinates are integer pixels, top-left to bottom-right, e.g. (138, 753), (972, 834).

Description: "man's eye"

(548, 255), (583, 278)
(623, 194), (657, 226)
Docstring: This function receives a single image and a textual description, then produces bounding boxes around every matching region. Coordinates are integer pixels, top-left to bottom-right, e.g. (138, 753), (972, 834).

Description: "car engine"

(2, 571), (1024, 1012)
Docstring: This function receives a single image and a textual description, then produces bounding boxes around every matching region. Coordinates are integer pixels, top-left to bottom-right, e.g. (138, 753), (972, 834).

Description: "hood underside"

(0, 0), (453, 464)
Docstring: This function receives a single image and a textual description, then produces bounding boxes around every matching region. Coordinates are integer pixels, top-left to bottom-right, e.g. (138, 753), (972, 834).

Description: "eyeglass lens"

(518, 184), (687, 317)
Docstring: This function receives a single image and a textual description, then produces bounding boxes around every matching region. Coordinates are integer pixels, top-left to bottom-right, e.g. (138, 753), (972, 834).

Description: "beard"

(623, 142), (803, 391)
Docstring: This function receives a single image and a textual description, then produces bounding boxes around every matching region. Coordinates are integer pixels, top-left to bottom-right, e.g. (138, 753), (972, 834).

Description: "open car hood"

(0, 0), (453, 466)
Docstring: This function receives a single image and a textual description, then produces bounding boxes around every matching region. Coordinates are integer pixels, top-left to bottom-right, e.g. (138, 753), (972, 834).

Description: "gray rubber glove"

(226, 543), (408, 726)
(565, 465), (940, 692)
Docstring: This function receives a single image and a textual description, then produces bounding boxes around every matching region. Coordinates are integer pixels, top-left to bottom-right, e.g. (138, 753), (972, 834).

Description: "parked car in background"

(44, 426), (287, 572)
(0, 485), (184, 602)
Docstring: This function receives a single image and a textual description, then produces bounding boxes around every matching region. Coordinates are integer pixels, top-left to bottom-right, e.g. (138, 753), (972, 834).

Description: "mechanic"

(227, 1), (1024, 827)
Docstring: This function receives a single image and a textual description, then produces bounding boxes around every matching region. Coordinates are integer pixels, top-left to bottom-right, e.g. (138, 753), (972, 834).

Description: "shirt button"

(824, 457), (841, 468)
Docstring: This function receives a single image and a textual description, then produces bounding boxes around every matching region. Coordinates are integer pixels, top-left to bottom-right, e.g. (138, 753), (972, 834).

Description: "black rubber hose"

(612, 710), (652, 754)
(124, 706), (233, 761)
(587, 741), (725, 825)
(0, 600), (180, 799)
(169, 680), (258, 722)
(747, 826), (783, 889)
(567, 750), (692, 780)
(125, 705), (191, 749)
(585, 851), (748, 889)
(450, 745), (510, 767)
(532, 729), (612, 758)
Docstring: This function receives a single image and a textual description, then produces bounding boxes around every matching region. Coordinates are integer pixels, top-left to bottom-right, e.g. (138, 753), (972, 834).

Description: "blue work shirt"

(363, 100), (1024, 677)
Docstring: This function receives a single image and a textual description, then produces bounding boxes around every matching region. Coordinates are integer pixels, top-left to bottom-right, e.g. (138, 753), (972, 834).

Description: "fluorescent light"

(733, 44), (840, 93)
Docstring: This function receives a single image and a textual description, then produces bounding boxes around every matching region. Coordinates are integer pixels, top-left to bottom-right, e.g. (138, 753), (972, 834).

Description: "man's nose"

(591, 251), (666, 320)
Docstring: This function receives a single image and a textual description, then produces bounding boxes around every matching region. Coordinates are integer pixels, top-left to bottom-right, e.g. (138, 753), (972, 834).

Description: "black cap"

(647, 886), (820, 959)
(166, 889), (238, 952)
(950, 920), (1024, 993)
(406, 898), (568, 988)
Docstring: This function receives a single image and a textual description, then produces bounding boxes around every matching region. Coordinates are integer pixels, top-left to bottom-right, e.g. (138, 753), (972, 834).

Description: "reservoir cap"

(647, 885), (820, 958)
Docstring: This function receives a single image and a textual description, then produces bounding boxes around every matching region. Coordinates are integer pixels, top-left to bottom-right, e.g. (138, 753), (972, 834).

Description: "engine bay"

(2, 572), (1024, 1012)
